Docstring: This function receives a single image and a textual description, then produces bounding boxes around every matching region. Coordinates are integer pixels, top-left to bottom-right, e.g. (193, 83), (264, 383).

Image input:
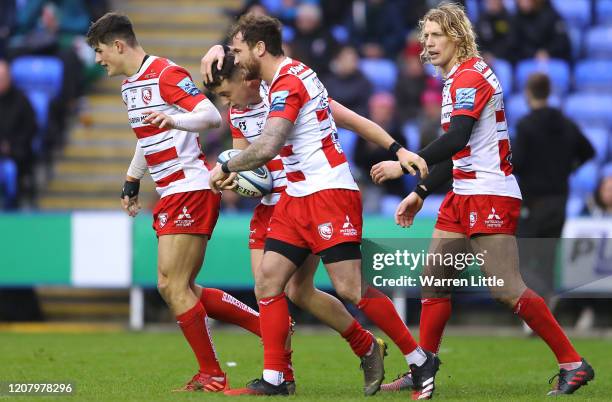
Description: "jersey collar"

(270, 57), (293, 85)
(126, 55), (157, 82)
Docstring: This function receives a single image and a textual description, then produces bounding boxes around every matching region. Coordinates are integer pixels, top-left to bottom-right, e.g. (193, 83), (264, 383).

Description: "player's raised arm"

(201, 44), (228, 84)
(330, 99), (428, 178)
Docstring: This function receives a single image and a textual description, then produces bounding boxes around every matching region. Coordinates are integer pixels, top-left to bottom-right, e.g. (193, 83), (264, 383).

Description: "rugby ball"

(217, 149), (273, 198)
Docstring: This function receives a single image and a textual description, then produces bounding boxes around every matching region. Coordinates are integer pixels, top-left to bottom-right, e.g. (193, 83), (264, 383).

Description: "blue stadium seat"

(552, 0), (591, 28)
(566, 194), (585, 217)
(564, 93), (612, 127)
(491, 58), (513, 94)
(402, 122), (421, 151)
(581, 126), (609, 162)
(568, 26), (583, 60)
(570, 160), (599, 196)
(516, 59), (570, 94)
(597, 0), (612, 25)
(359, 59), (398, 93)
(506, 94), (530, 129)
(575, 60), (612, 92)
(10, 56), (63, 99)
(336, 128), (357, 167)
(585, 26), (612, 59)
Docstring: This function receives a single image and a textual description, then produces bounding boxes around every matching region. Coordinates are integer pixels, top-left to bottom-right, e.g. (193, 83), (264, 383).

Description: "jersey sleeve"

(450, 70), (494, 120)
(159, 66), (207, 112)
(266, 74), (309, 123)
(228, 108), (245, 139)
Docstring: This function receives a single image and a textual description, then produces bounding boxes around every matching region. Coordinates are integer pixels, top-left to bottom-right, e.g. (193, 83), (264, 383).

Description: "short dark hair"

(86, 12), (138, 48)
(203, 52), (241, 91)
(229, 13), (284, 57)
(526, 72), (551, 100)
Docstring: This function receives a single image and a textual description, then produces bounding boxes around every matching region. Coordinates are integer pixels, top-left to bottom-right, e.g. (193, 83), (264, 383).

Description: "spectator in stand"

(323, 45), (372, 117)
(416, 89), (444, 153)
(475, 0), (512, 60)
(583, 166), (612, 217)
(354, 92), (407, 211)
(349, 0), (405, 59)
(0, 60), (37, 209)
(289, 3), (339, 76)
(0, 0), (16, 58)
(394, 38), (429, 124)
(508, 0), (572, 62)
(513, 73), (594, 301)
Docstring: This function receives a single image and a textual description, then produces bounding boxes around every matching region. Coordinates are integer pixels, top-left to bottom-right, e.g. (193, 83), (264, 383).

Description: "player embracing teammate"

(205, 13), (440, 397)
(372, 3), (594, 399)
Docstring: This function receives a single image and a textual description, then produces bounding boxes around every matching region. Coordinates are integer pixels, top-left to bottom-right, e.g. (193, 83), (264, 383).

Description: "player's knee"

(285, 282), (313, 307)
(335, 283), (361, 305)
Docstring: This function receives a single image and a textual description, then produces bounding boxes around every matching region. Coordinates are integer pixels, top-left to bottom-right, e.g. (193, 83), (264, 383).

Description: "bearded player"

(203, 46), (433, 395)
(205, 14), (439, 396)
(86, 12), (281, 392)
(371, 3), (594, 399)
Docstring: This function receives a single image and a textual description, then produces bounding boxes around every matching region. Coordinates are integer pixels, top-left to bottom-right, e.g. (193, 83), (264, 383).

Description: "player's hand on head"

(142, 111), (175, 129)
(394, 192), (423, 228)
(201, 45), (226, 84)
(397, 148), (428, 178)
(370, 160), (403, 184)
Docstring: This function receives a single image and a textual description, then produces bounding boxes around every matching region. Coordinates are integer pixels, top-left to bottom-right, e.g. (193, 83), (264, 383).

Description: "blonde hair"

(418, 2), (480, 65)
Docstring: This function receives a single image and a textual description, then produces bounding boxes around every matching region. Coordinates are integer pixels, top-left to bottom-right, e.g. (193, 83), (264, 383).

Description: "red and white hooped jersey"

(441, 57), (521, 199)
(266, 57), (358, 197)
(122, 55), (212, 198)
(229, 83), (286, 205)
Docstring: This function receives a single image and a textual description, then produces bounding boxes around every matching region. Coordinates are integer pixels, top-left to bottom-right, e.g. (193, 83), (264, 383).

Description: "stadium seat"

(568, 26), (583, 60)
(585, 26), (612, 59)
(506, 94), (530, 129)
(575, 60), (612, 92)
(336, 128), (358, 167)
(402, 122), (421, 151)
(597, 0), (612, 25)
(516, 59), (570, 94)
(564, 93), (612, 128)
(10, 56), (63, 99)
(570, 160), (599, 196)
(359, 59), (398, 93)
(566, 194), (585, 217)
(491, 58), (513, 94)
(552, 0), (591, 28)
(581, 126), (609, 162)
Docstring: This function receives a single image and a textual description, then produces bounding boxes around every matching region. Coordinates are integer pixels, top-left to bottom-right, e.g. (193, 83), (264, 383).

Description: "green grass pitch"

(1, 330), (610, 401)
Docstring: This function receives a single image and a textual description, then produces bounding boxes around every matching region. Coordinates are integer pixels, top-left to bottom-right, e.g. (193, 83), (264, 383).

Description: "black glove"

(120, 180), (140, 199)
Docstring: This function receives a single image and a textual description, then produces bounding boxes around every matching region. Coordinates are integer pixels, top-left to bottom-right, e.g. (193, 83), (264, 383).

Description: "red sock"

(259, 293), (290, 372)
(514, 289), (581, 364)
(283, 350), (294, 382)
(419, 298), (451, 353)
(341, 319), (373, 357)
(200, 288), (261, 336)
(357, 287), (418, 354)
(176, 301), (223, 376)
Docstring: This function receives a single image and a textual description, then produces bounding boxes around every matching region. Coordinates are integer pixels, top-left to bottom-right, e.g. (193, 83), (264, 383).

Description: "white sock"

(559, 361), (582, 371)
(405, 346), (427, 367)
(263, 369), (284, 386)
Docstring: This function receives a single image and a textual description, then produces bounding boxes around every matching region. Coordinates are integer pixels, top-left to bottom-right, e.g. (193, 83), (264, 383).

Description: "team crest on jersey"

(318, 222), (333, 240)
(455, 88), (476, 111)
(270, 90), (289, 112)
(177, 77), (201, 96)
(141, 87), (152, 104)
(469, 211), (477, 228)
(158, 212), (168, 228)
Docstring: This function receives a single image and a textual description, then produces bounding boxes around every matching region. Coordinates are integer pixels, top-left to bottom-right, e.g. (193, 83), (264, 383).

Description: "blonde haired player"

(372, 3), (593, 399)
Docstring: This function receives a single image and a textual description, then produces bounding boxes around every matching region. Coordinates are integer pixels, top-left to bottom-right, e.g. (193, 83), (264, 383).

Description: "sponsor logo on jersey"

(288, 63), (306, 75)
(177, 77), (201, 96)
(141, 87), (152, 104)
(270, 90), (289, 112)
(340, 215), (358, 236)
(318, 222), (333, 240)
(455, 88), (476, 111)
(175, 206), (195, 227)
(158, 212), (168, 228)
(469, 211), (477, 228)
(484, 207), (503, 228)
(129, 89), (138, 109)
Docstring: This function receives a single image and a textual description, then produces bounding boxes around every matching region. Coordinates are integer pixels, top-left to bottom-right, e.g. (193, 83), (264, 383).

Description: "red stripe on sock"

(357, 287), (418, 355)
(514, 289), (581, 364)
(200, 288), (261, 336)
(419, 298), (451, 353)
(176, 301), (223, 376)
(341, 319), (373, 357)
(259, 293), (291, 372)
